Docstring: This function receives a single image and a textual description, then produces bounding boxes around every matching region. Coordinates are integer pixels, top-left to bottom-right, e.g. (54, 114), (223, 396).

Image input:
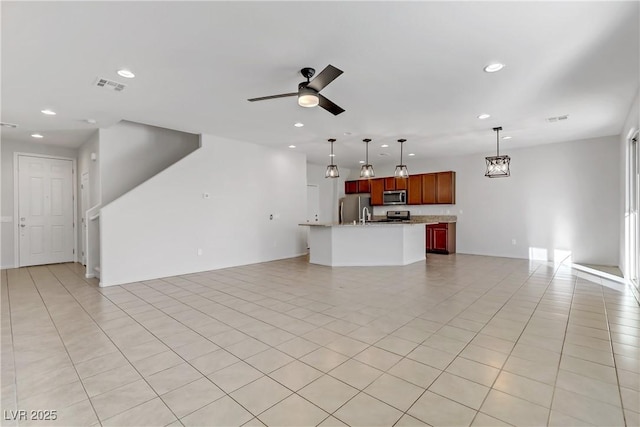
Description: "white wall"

(620, 90), (639, 278)
(99, 134), (307, 286)
(77, 131), (100, 256)
(349, 135), (620, 265)
(0, 139), (78, 268)
(99, 120), (200, 206)
(307, 163), (351, 223)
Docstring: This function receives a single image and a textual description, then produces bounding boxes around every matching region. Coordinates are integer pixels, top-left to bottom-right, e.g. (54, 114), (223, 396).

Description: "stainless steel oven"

(383, 190), (406, 205)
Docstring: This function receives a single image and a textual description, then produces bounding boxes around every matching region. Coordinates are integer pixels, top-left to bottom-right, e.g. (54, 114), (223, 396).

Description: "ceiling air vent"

(94, 77), (126, 92)
(0, 122), (18, 128)
(546, 114), (569, 123)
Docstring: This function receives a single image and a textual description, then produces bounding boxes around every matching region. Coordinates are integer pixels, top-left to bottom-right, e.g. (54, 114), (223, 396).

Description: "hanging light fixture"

(394, 139), (409, 178)
(485, 126), (511, 178)
(325, 138), (339, 178)
(360, 138), (375, 178)
(298, 86), (319, 108)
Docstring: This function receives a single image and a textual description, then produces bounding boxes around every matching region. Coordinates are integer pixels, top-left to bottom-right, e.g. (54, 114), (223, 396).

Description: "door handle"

(20, 224), (26, 228)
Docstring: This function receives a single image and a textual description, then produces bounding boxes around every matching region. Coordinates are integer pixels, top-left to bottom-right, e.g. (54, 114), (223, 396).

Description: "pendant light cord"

(493, 127), (502, 156)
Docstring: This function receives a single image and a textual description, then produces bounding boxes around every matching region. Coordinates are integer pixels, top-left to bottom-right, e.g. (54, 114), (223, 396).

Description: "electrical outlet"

(511, 239), (517, 245)
(202, 193), (210, 199)
(197, 248), (203, 256)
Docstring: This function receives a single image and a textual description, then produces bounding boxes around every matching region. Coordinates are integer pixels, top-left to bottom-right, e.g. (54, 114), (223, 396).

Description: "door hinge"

(73, 249), (75, 254)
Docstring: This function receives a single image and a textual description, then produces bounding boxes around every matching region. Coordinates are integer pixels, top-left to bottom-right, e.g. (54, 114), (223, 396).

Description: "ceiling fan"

(248, 65), (345, 116)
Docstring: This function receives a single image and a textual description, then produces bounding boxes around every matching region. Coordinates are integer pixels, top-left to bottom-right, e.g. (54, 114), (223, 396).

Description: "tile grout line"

(22, 266), (103, 426)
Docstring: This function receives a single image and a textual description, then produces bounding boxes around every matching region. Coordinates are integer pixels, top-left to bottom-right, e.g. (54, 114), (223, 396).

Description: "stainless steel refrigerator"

(339, 195), (372, 224)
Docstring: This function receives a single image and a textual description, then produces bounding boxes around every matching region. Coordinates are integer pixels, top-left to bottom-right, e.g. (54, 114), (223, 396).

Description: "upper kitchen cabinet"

(345, 180), (358, 194)
(422, 171), (456, 204)
(395, 177), (408, 190)
(436, 171), (455, 204)
(370, 178), (385, 205)
(407, 175), (422, 205)
(358, 179), (371, 193)
(345, 179), (372, 194)
(384, 177), (396, 191)
(384, 177), (408, 191)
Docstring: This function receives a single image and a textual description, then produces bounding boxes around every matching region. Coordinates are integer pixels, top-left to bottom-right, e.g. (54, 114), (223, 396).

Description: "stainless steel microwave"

(383, 190), (407, 205)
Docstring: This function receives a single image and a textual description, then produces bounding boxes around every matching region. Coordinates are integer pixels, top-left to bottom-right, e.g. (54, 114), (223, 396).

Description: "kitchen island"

(300, 223), (426, 267)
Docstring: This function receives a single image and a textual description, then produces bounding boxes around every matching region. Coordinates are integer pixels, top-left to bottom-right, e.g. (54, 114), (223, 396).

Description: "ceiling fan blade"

(318, 94), (345, 116)
(247, 92), (297, 102)
(307, 65), (343, 92)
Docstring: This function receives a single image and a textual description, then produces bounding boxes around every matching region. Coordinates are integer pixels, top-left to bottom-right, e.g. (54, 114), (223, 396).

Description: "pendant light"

(325, 138), (339, 178)
(485, 127), (511, 178)
(360, 138), (375, 178)
(394, 139), (409, 178)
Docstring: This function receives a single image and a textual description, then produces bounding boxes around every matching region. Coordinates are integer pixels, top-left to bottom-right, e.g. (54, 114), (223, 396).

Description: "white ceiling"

(2, 1), (638, 168)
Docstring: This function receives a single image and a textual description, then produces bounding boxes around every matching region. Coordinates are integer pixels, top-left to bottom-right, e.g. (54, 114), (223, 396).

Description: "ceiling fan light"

(360, 164), (375, 178)
(298, 87), (319, 108)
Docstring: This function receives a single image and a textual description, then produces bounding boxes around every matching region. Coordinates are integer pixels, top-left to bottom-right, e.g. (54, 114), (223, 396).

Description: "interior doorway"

(80, 172), (90, 266)
(629, 130), (639, 291)
(15, 154), (76, 267)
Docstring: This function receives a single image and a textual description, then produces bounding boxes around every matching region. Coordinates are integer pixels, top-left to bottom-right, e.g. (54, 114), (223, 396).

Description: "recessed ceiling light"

(477, 114), (491, 120)
(117, 69), (135, 79)
(408, 153), (416, 156)
(359, 160), (365, 164)
(41, 109), (56, 115)
(484, 63), (505, 73)
(502, 136), (512, 140)
(294, 122), (304, 127)
(31, 133), (43, 138)
(381, 144), (389, 148)
(288, 145), (296, 148)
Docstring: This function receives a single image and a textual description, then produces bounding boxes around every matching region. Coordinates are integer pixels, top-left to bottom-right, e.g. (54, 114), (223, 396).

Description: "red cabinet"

(345, 181), (358, 194)
(408, 175), (422, 205)
(421, 172), (455, 204)
(370, 178), (385, 205)
(345, 180), (373, 194)
(426, 223), (456, 254)
(358, 179), (371, 193)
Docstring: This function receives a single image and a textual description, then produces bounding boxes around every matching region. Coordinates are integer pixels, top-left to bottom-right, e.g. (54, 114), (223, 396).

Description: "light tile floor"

(1, 254), (639, 426)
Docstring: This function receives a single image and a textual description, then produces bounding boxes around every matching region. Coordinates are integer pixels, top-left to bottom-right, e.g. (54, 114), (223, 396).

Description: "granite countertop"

(299, 222), (426, 227)
(373, 215), (457, 223)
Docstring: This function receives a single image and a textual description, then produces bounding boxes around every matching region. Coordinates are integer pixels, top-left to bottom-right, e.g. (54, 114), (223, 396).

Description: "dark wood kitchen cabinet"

(422, 171), (456, 204)
(384, 177), (396, 191)
(384, 177), (407, 191)
(345, 179), (372, 194)
(345, 180), (358, 194)
(426, 222), (456, 254)
(407, 175), (422, 205)
(370, 178), (385, 205)
(357, 179), (371, 193)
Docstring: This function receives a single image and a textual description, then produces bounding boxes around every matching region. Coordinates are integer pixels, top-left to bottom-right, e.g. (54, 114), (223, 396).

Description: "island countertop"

(302, 222), (426, 267)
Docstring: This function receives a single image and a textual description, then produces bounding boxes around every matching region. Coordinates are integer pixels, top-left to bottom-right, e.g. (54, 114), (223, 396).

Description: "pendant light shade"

(325, 138), (339, 178)
(394, 139), (409, 178)
(360, 138), (375, 178)
(485, 127), (511, 178)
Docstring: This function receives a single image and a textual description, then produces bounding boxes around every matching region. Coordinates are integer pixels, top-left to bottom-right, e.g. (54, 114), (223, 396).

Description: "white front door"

(18, 155), (75, 267)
